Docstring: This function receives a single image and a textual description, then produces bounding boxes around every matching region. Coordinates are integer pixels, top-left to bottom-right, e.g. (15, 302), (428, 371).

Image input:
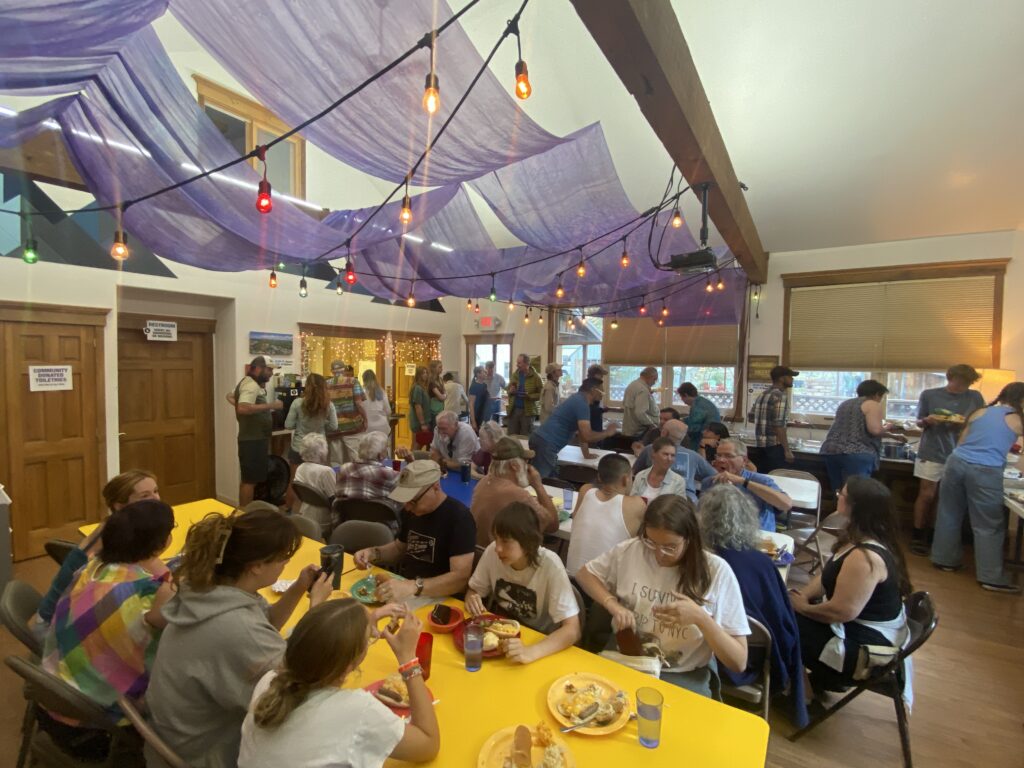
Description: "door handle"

(118, 432), (127, 437)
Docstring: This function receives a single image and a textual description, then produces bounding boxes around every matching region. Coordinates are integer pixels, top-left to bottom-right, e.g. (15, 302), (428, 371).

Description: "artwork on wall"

(249, 332), (294, 368)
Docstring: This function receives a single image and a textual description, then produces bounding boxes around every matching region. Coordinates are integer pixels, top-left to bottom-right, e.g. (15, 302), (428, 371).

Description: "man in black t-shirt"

(352, 460), (476, 600)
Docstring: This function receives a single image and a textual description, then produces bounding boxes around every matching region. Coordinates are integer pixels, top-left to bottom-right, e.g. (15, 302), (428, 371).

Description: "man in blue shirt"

(677, 382), (722, 448)
(632, 420), (716, 501)
(701, 438), (793, 531)
(529, 378), (619, 478)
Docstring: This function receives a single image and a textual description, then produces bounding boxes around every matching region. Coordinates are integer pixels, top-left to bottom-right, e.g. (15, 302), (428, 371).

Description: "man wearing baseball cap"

(470, 437), (560, 547)
(540, 363), (563, 424)
(748, 365), (799, 473)
(352, 460), (476, 601)
(226, 356), (283, 505)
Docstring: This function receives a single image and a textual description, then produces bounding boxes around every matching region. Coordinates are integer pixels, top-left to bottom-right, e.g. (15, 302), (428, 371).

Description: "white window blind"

(788, 276), (996, 370)
(603, 318), (738, 366)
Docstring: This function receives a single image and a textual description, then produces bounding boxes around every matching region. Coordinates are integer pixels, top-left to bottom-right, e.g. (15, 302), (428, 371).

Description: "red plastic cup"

(392, 459), (402, 472)
(416, 632), (433, 681)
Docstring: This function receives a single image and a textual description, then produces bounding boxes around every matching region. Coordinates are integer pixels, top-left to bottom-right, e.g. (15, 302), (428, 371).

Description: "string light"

(671, 208), (683, 228)
(610, 315), (619, 330)
(508, 298), (515, 311)
(514, 60), (532, 99)
(22, 237), (38, 264)
(716, 272), (725, 291)
(524, 307), (531, 324)
(489, 274), (497, 303)
(111, 229), (130, 261)
(277, 260), (286, 270)
(466, 298), (473, 311)
(344, 259), (357, 285)
(299, 277), (308, 298)
(579, 313), (587, 325)
(474, 301), (480, 314)
(661, 301), (669, 317)
(705, 276), (714, 294)
(620, 238), (630, 268)
(538, 310), (545, 325)
(269, 269), (278, 288)
(576, 255), (586, 278)
(555, 277), (565, 299)
(657, 317), (665, 327)
(422, 72), (440, 115)
(406, 283), (417, 307)
(399, 181), (412, 225)
(255, 146), (272, 213)
(639, 298), (647, 316)
(336, 280), (344, 295)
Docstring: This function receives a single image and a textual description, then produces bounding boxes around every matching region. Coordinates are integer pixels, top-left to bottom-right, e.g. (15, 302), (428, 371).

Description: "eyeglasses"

(640, 536), (684, 557)
(407, 486), (432, 507)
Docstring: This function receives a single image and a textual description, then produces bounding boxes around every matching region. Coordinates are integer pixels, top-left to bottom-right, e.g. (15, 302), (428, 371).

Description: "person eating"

(428, 410), (480, 471)
(701, 438), (792, 530)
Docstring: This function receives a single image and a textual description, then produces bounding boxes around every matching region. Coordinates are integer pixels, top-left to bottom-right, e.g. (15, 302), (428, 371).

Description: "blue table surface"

(439, 472), (478, 506)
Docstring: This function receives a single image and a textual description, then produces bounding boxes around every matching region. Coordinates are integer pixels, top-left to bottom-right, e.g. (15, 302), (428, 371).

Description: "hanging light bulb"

(269, 270), (278, 289)
(576, 259), (586, 278)
(298, 278), (308, 298)
(422, 71), (440, 114)
(406, 284), (417, 307)
(568, 317), (575, 330)
(657, 317), (665, 327)
(474, 301), (480, 314)
(277, 260), (286, 270)
(466, 298), (473, 311)
(620, 238), (630, 268)
(705, 277), (714, 294)
(671, 208), (683, 229)
(555, 280), (565, 299)
(344, 260), (357, 285)
(661, 302), (669, 317)
(489, 275), (497, 303)
(538, 310), (545, 325)
(579, 313), (587, 325)
(514, 60), (532, 99)
(22, 238), (38, 265)
(639, 299), (648, 316)
(399, 182), (412, 225)
(110, 229), (130, 261)
(524, 307), (531, 324)
(256, 178), (272, 214)
(610, 315), (619, 330)
(716, 273), (725, 291)
(508, 298), (515, 311)
(336, 281), (344, 296)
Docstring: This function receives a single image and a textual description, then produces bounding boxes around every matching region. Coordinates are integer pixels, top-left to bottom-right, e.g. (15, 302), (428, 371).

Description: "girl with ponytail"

(238, 600), (440, 767)
(146, 507), (334, 768)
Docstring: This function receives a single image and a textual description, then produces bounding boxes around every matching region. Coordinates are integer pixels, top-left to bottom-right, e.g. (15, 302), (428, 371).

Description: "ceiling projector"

(669, 247), (716, 273)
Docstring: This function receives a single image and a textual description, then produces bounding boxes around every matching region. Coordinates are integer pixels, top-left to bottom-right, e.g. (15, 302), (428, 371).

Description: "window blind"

(788, 276), (996, 369)
(603, 319), (738, 366)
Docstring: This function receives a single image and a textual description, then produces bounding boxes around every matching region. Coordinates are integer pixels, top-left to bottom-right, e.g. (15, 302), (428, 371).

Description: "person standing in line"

(326, 360), (347, 387)
(585, 363), (609, 448)
(408, 366), (433, 450)
(909, 364), (985, 555)
(326, 363), (368, 465)
(228, 356), (282, 506)
(484, 360), (506, 423)
(749, 365), (799, 474)
(528, 378), (619, 479)
(931, 382), (1024, 593)
(361, 369), (393, 444)
(283, 373), (338, 512)
(506, 353), (543, 436)
(621, 367), (661, 442)
(467, 365), (490, 432)
(677, 382), (722, 449)
(426, 360), (446, 426)
(540, 363), (563, 424)
(442, 372), (469, 419)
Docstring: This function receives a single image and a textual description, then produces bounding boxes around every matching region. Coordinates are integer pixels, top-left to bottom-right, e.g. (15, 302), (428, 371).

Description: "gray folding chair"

(116, 696), (188, 768)
(720, 617), (773, 721)
(570, 582), (588, 647)
(1, 580), (44, 657)
(330, 520), (394, 552)
(288, 513), (324, 542)
(333, 498), (401, 534)
(44, 539), (78, 567)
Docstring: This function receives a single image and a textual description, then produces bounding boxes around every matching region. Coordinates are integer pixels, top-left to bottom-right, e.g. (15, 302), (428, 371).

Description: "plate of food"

(350, 572), (401, 605)
(477, 723), (574, 768)
(452, 613), (520, 658)
(270, 578), (296, 594)
(546, 674), (630, 736)
(364, 674), (434, 716)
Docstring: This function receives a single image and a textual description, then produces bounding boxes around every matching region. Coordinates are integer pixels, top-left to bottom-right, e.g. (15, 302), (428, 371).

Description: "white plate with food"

(269, 579), (296, 594)
(546, 673), (630, 736)
(477, 723), (575, 768)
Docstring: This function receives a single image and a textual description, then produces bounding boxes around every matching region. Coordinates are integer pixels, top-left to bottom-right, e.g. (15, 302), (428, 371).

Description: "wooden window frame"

(194, 75), (306, 201)
(464, 333), (515, 384)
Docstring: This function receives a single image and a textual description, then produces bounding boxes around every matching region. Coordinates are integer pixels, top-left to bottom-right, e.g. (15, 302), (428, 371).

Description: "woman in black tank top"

(789, 477), (912, 693)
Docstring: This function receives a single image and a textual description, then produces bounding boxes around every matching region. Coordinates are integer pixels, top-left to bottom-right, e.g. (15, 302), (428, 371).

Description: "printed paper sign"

(29, 365), (72, 392)
(405, 364), (417, 376)
(144, 320), (177, 341)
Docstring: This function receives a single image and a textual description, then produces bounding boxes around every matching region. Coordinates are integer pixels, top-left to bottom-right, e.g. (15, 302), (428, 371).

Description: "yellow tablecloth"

(85, 499), (770, 766)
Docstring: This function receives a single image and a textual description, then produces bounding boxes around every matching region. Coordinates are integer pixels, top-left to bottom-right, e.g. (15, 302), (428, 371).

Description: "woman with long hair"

(238, 600), (439, 766)
(426, 359), (446, 422)
(409, 365), (432, 449)
(361, 369), (392, 439)
(932, 381), (1024, 593)
(284, 373), (338, 465)
(791, 476), (913, 696)
(576, 495), (749, 698)
(146, 508), (333, 768)
(34, 470), (160, 636)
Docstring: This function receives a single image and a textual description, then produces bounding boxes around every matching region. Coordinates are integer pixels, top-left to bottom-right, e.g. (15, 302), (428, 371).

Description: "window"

(789, 370), (872, 417)
(556, 312), (602, 399)
(608, 366), (648, 402)
(885, 371), (946, 420)
(466, 336), (512, 386)
(195, 75), (306, 201)
(671, 366), (736, 411)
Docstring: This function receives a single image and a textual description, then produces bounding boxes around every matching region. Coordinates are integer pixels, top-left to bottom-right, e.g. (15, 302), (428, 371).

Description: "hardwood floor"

(1, 543), (1021, 767)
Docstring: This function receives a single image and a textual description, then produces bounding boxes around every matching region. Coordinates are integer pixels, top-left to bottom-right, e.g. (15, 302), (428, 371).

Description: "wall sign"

(747, 354), (779, 383)
(144, 320), (177, 341)
(29, 365), (73, 392)
(405, 364), (417, 376)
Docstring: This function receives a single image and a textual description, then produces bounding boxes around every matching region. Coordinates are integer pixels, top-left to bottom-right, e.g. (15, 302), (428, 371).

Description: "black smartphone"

(431, 604), (452, 624)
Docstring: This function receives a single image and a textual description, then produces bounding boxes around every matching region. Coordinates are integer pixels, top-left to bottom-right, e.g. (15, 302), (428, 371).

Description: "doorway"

(0, 302), (109, 560)
(117, 315), (215, 505)
(393, 334), (442, 449)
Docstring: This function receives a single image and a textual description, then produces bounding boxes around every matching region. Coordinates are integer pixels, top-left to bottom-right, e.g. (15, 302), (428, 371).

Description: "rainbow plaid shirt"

(43, 558), (167, 723)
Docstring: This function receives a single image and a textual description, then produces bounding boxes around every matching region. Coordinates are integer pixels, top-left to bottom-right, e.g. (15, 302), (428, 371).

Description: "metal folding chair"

(720, 617), (773, 721)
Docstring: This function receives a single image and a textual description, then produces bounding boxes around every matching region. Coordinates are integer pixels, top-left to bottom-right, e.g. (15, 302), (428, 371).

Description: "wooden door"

(1, 319), (106, 560)
(393, 347), (417, 448)
(117, 322), (215, 505)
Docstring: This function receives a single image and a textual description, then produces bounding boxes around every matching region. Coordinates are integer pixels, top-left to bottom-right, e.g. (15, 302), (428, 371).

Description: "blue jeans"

(528, 432), (559, 480)
(822, 452), (877, 494)
(931, 452), (1009, 585)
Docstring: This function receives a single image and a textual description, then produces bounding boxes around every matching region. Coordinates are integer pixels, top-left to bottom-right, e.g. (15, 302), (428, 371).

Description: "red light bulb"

(256, 179), (272, 214)
(269, 270), (278, 289)
(344, 261), (357, 285)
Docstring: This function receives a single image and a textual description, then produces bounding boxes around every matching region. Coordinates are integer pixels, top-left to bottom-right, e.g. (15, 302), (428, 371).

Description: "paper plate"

(546, 673), (631, 736)
(363, 678), (435, 717)
(269, 579), (295, 594)
(452, 614), (519, 658)
(477, 725), (575, 768)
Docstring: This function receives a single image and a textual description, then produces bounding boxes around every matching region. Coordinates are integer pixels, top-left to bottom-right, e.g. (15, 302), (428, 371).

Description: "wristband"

(397, 657), (420, 673)
(400, 665), (423, 682)
(743, 478), (750, 489)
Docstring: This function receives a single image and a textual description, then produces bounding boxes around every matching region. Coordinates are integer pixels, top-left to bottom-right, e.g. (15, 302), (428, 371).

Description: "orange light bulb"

(514, 60), (532, 100)
(269, 270), (278, 288)
(422, 72), (440, 114)
(110, 231), (129, 261)
(399, 194), (412, 225)
(671, 209), (682, 229)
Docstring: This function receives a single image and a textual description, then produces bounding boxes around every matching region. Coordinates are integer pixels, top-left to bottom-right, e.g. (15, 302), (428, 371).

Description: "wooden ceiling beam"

(570, 0), (768, 283)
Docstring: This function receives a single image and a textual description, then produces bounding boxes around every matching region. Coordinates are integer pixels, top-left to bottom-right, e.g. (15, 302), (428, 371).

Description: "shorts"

(238, 439), (270, 484)
(913, 458), (946, 482)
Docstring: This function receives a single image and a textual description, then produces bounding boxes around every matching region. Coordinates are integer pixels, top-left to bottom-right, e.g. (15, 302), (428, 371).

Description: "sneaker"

(932, 562), (962, 573)
(980, 582), (1021, 594)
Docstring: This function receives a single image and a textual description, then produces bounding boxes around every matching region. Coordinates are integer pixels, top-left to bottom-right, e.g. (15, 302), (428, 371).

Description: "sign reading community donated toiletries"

(29, 365), (72, 392)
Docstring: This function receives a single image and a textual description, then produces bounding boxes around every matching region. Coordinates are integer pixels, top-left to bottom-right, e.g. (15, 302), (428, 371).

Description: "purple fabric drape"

(167, 0), (564, 186)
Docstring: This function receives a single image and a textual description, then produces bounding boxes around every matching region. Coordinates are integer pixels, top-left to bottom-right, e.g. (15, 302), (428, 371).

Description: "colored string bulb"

(22, 238), (38, 264)
(620, 247), (630, 269)
(555, 282), (565, 299)
(399, 193), (412, 225)
(269, 270), (278, 289)
(256, 179), (272, 214)
(716, 274), (726, 291)
(489, 277), (497, 303)
(277, 260), (286, 270)
(336, 281), (344, 295)
(110, 230), (130, 261)
(671, 208), (683, 229)
(514, 60), (532, 99)
(661, 303), (669, 317)
(344, 260), (357, 285)
(657, 317), (665, 327)
(422, 72), (440, 115)
(639, 302), (647, 316)
(466, 298), (473, 311)
(474, 301), (480, 314)
(298, 278), (308, 298)
(610, 315), (619, 330)
(406, 291), (417, 308)
(576, 261), (586, 278)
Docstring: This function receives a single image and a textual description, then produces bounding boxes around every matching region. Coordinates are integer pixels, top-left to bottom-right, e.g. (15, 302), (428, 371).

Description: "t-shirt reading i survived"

(585, 540), (750, 672)
(397, 496), (476, 579)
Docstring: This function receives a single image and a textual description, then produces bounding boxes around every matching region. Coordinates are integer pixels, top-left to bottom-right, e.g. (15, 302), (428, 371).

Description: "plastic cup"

(464, 624), (483, 672)
(392, 459), (402, 472)
(636, 686), (664, 749)
(561, 487), (574, 512)
(416, 632), (433, 681)
(319, 544), (344, 590)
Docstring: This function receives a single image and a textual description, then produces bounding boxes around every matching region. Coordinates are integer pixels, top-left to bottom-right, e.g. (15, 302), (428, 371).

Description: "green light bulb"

(23, 239), (38, 264)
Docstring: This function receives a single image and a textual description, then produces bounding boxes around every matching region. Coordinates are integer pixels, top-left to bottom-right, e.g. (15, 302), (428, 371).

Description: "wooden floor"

(1, 542), (1022, 767)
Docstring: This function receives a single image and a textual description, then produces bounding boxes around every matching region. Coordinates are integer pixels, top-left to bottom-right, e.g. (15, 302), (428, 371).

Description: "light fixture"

(277, 260), (286, 270)
(298, 277), (308, 298)
(524, 307), (531, 324)
(422, 72), (440, 115)
(466, 298), (473, 311)
(110, 229), (130, 261)
(474, 301), (480, 314)
(610, 315), (619, 330)
(555, 278), (565, 299)
(705, 276), (714, 294)
(538, 310), (544, 325)
(336, 280), (344, 295)
(489, 274), (497, 303)
(579, 313), (587, 325)
(508, 298), (515, 311)
(406, 283), (417, 307)
(344, 260), (357, 285)
(22, 237), (38, 264)
(399, 181), (412, 225)
(514, 60), (532, 99)
(255, 145), (272, 213)
(639, 298), (647, 316)
(716, 273), (725, 291)
(661, 301), (669, 317)
(671, 208), (683, 229)
(620, 238), (630, 268)
(576, 258), (586, 278)
(657, 317), (665, 327)
(269, 270), (278, 288)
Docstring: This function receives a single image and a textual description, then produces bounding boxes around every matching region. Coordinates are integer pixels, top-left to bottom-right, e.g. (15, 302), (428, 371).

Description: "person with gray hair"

(698, 484), (762, 552)
(701, 438), (792, 531)
(292, 433), (337, 535)
(472, 420), (504, 474)
(336, 432), (402, 516)
(429, 410), (480, 470)
(621, 366), (660, 440)
(632, 419), (716, 501)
